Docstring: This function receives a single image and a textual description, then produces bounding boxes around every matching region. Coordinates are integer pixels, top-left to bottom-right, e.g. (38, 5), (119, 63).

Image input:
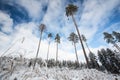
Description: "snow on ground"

(0, 66), (120, 80)
(0, 57), (120, 80)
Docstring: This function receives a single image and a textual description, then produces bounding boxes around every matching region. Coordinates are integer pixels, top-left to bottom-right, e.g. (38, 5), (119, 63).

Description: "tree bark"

(56, 42), (58, 66)
(33, 32), (42, 70)
(71, 13), (89, 68)
(47, 40), (50, 63)
(86, 42), (91, 53)
(73, 42), (79, 63)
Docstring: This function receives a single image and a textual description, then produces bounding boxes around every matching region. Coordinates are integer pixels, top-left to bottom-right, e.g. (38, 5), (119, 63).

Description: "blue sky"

(0, 0), (120, 62)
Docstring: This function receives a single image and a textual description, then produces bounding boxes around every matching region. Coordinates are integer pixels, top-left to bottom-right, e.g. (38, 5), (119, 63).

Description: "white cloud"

(0, 22), (38, 56)
(1, 24), (77, 61)
(0, 11), (13, 33)
(16, 0), (48, 19)
(42, 0), (66, 33)
(0, 11), (14, 54)
(0, 32), (12, 49)
(78, 0), (120, 39)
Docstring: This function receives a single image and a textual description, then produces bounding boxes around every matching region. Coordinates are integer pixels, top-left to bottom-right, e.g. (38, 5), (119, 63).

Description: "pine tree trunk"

(33, 32), (42, 70)
(73, 42), (79, 63)
(56, 42), (58, 66)
(86, 42), (91, 53)
(47, 41), (50, 63)
(71, 13), (89, 68)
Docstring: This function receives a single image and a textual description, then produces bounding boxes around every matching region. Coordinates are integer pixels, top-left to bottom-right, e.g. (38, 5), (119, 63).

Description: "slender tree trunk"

(73, 42), (79, 63)
(47, 40), (50, 63)
(71, 13), (89, 68)
(10, 60), (14, 75)
(33, 32), (42, 70)
(86, 42), (91, 53)
(56, 42), (58, 66)
(113, 43), (120, 52)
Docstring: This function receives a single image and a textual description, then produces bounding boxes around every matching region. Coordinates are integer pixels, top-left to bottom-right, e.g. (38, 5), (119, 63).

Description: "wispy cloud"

(0, 11), (13, 33)
(15, 0), (48, 21)
(78, 0), (120, 39)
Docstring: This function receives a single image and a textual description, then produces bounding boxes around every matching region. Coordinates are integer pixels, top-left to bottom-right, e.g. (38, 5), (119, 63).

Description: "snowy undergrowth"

(1, 66), (120, 80)
(0, 57), (119, 80)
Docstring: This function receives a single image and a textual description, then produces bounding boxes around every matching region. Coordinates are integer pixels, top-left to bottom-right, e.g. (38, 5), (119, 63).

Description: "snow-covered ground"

(0, 67), (120, 80)
(0, 57), (120, 80)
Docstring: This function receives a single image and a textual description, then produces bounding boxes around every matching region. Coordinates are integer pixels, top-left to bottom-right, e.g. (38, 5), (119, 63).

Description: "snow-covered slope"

(0, 57), (120, 80)
(1, 67), (120, 80)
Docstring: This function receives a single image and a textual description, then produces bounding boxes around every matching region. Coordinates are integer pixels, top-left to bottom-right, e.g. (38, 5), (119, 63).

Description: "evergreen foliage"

(89, 52), (99, 69)
(98, 48), (120, 74)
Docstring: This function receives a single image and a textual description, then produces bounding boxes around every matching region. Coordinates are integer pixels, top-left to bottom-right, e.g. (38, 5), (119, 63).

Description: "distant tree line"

(0, 56), (87, 70)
